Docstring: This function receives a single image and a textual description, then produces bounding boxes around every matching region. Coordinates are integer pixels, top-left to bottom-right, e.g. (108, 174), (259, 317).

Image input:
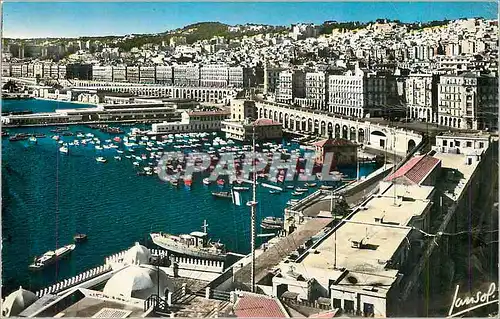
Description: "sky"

(2, 2), (498, 39)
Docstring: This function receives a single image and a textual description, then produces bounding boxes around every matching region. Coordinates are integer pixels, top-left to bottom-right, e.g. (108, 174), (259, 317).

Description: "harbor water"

(1, 99), (379, 295)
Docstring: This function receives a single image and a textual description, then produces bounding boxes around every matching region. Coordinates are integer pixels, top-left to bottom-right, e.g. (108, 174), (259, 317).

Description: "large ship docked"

(29, 244), (76, 270)
(150, 220), (226, 261)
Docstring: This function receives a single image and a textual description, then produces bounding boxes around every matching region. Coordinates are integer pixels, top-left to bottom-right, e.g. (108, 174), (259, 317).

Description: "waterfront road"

(233, 217), (334, 289)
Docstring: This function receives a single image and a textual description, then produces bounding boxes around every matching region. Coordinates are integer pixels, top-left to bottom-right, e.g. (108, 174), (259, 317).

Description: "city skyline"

(2, 1), (498, 39)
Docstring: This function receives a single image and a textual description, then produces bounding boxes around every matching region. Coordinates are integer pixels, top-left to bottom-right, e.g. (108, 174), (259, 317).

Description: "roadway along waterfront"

(1, 99), (380, 296)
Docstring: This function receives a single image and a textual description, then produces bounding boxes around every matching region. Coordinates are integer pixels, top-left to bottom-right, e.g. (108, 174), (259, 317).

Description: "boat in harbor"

(203, 178), (211, 185)
(305, 183), (317, 187)
(96, 157), (107, 163)
(59, 146), (69, 154)
(269, 190), (281, 194)
(28, 136), (37, 143)
(29, 244), (76, 270)
(73, 234), (88, 243)
(286, 185), (295, 189)
(292, 191), (305, 196)
(261, 217), (284, 230)
(150, 220), (226, 261)
(9, 134), (28, 142)
(320, 185), (335, 190)
(295, 187), (308, 192)
(233, 186), (249, 191)
(212, 191), (232, 199)
(114, 156), (122, 161)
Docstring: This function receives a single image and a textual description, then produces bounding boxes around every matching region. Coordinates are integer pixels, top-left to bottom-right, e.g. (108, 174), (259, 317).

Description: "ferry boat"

(261, 217), (284, 230)
(29, 244), (76, 270)
(150, 221), (226, 261)
(96, 157), (107, 163)
(212, 191), (232, 199)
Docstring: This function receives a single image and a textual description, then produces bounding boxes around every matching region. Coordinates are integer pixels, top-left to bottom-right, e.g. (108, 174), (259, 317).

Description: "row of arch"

(257, 104), (419, 154)
(259, 108), (367, 143)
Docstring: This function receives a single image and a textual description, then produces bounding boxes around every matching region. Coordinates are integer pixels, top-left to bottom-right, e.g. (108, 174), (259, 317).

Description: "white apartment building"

(112, 66), (127, 82)
(200, 65), (229, 87)
(405, 74), (437, 122)
(173, 65), (200, 87)
(50, 64), (59, 79)
(276, 71), (293, 104)
(92, 66), (113, 82)
(276, 70), (305, 105)
(154, 66), (172, 85)
(126, 66), (140, 83)
(229, 66), (244, 88)
(328, 68), (387, 118)
(294, 72), (327, 110)
(437, 73), (498, 131)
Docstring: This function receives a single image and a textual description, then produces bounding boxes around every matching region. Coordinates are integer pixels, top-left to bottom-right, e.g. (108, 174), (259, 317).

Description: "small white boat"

(117, 150), (124, 154)
(52, 135), (60, 141)
(96, 157), (107, 163)
(203, 178), (211, 185)
(103, 145), (111, 149)
(59, 146), (69, 154)
(133, 162), (140, 166)
(95, 145), (103, 150)
(114, 156), (122, 161)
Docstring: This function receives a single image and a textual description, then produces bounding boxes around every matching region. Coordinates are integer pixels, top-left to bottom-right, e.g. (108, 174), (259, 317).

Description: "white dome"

(2, 286), (37, 317)
(103, 265), (175, 300)
(123, 242), (151, 265)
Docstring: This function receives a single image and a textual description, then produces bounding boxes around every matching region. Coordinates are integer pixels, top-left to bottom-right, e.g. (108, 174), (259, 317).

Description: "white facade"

(173, 65), (200, 87)
(405, 74), (436, 122)
(151, 110), (229, 133)
(200, 65), (229, 87)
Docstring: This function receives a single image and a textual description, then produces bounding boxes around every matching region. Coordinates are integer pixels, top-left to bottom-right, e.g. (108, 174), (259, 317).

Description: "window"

(466, 141), (472, 147)
(479, 142), (484, 148)
(333, 298), (341, 309)
(443, 140), (448, 146)
(344, 300), (355, 313)
(455, 141), (460, 147)
(363, 303), (374, 317)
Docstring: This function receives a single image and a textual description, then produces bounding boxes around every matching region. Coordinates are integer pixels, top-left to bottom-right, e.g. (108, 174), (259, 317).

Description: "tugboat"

(261, 217), (284, 230)
(150, 220), (226, 261)
(211, 191), (232, 199)
(29, 244), (76, 270)
(73, 234), (88, 243)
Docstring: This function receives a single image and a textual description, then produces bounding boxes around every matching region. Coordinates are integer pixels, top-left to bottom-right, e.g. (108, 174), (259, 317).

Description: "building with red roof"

(384, 154), (441, 186)
(232, 292), (290, 318)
